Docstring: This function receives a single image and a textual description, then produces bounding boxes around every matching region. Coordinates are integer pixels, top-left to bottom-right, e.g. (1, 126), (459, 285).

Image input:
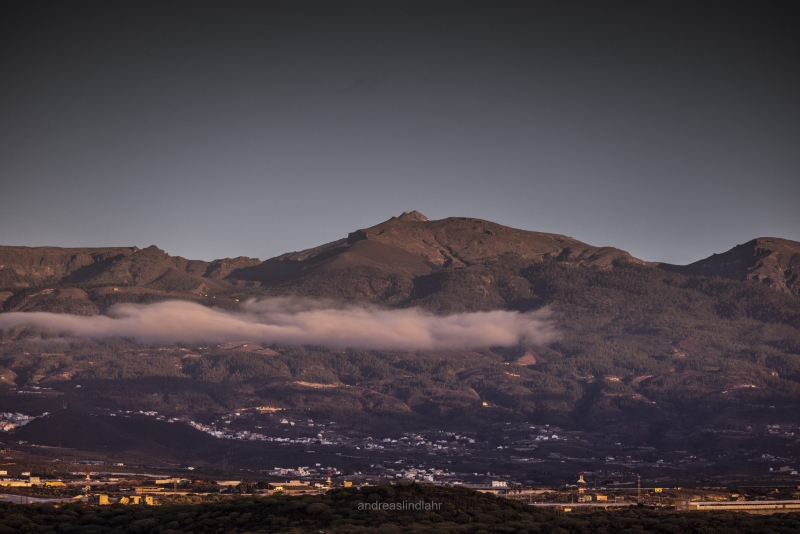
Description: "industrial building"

(674, 500), (800, 514)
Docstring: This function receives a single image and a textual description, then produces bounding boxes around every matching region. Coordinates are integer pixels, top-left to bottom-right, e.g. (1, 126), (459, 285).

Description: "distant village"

(1, 404), (798, 515)
(0, 412), (39, 432)
(4, 406), (799, 486)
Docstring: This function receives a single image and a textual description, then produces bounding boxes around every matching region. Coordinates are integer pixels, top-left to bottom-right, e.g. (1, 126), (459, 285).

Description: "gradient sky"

(1, 1), (797, 265)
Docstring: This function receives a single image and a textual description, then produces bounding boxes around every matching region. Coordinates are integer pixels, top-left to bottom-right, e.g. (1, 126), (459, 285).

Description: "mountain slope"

(4, 213), (797, 309)
(1, 212), (652, 311)
(222, 213), (647, 306)
(2, 214), (799, 314)
(0, 246), (138, 288)
(269, 212), (641, 270)
(661, 237), (800, 296)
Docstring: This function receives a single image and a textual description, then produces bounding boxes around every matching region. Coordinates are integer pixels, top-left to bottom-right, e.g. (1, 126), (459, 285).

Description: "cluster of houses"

(0, 412), (39, 432)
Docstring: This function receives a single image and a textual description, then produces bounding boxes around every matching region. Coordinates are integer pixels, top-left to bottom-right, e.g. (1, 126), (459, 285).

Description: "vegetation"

(2, 484), (800, 533)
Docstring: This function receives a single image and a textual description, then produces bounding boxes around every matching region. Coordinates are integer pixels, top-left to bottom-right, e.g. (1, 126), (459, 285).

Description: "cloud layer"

(0, 298), (557, 350)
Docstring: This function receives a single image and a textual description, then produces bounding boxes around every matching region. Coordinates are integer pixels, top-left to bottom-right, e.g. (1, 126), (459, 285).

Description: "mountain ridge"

(1, 213), (799, 313)
(660, 237), (800, 296)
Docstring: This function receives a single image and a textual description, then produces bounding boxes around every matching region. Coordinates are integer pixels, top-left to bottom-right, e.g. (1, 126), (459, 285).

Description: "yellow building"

(134, 486), (162, 494)
(155, 478), (182, 485)
(90, 494), (110, 506)
(268, 480), (312, 493)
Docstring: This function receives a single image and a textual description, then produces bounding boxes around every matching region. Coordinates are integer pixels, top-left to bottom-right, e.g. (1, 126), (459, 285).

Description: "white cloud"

(0, 298), (558, 350)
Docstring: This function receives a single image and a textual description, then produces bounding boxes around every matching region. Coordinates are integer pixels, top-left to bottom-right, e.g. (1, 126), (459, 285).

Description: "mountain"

(661, 237), (800, 297)
(0, 212), (651, 313)
(224, 212), (646, 308)
(1, 211), (797, 314)
(0, 245), (260, 313)
(231, 211), (642, 276)
(2, 212), (800, 460)
(0, 244), (260, 290)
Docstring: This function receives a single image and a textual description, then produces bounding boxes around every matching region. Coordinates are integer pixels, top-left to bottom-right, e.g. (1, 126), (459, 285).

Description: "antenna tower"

(637, 474), (642, 503)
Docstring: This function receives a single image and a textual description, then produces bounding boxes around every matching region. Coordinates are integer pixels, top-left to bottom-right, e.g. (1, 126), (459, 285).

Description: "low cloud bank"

(0, 298), (558, 350)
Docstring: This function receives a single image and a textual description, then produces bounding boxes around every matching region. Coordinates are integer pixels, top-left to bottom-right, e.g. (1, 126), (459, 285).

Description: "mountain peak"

(397, 210), (431, 222)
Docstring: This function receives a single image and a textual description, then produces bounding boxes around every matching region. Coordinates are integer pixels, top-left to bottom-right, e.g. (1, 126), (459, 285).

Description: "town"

(2, 406), (798, 502)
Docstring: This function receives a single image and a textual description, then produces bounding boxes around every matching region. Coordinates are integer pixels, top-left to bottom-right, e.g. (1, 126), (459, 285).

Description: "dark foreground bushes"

(2, 484), (800, 533)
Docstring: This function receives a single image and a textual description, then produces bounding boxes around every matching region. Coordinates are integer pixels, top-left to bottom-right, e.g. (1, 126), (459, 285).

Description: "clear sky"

(1, 1), (797, 265)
